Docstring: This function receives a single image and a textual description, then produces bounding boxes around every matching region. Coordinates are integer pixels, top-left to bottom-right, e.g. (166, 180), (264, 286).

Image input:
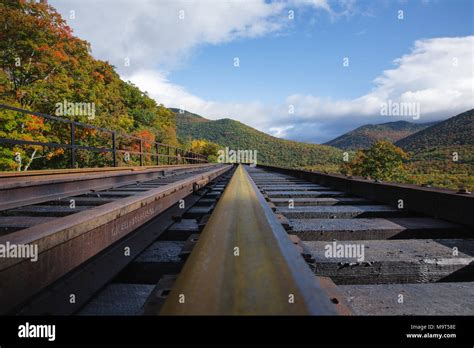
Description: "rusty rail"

(0, 163), (215, 211)
(0, 164), (232, 314)
(159, 164), (338, 315)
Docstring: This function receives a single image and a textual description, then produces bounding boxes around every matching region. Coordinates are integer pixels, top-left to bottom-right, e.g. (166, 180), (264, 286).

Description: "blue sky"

(170, 0), (473, 104)
(51, 0), (474, 143)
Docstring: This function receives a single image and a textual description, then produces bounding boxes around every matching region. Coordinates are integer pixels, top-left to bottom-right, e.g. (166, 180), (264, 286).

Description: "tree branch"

(23, 149), (38, 171)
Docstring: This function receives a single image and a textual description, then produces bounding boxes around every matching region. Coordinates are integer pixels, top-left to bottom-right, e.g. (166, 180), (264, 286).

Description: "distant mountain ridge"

(395, 109), (474, 152)
(169, 108), (210, 124)
(172, 109), (342, 167)
(324, 120), (437, 150)
(173, 107), (473, 168)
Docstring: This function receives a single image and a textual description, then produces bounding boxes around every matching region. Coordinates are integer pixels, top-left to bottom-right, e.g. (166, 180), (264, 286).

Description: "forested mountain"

(0, 1), (177, 170)
(324, 120), (436, 150)
(395, 110), (474, 152)
(174, 110), (343, 167)
(169, 108), (210, 124)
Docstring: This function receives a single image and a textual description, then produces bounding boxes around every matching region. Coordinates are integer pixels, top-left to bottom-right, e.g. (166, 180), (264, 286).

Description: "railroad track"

(146, 164), (474, 315)
(247, 165), (474, 315)
(73, 168), (236, 316)
(1, 163), (473, 316)
(0, 164), (232, 314)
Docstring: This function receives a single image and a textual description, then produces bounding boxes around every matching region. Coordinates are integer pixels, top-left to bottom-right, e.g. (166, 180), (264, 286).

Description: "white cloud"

(371, 36), (474, 115)
(50, 0), (349, 72)
(128, 70), (206, 112)
(287, 0), (331, 12)
(126, 69), (271, 129)
(268, 125), (295, 137)
(51, 0), (289, 71)
(288, 36), (474, 121)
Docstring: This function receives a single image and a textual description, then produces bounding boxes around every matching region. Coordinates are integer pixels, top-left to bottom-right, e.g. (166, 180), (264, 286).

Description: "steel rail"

(14, 171), (234, 315)
(0, 164), (198, 178)
(0, 163), (217, 211)
(159, 164), (338, 315)
(0, 164), (232, 314)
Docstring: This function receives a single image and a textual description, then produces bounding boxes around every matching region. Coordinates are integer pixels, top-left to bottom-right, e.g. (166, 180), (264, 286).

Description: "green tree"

(189, 139), (220, 162)
(341, 140), (410, 181)
(0, 1), (179, 171)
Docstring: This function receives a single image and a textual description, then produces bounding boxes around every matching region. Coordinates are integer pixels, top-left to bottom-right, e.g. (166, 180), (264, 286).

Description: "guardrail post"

(168, 146), (171, 165)
(139, 139), (144, 166)
(156, 143), (160, 165)
(70, 123), (76, 168)
(112, 131), (117, 167)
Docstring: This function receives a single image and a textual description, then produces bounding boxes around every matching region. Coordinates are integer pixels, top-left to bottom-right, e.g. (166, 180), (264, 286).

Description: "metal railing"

(0, 104), (207, 169)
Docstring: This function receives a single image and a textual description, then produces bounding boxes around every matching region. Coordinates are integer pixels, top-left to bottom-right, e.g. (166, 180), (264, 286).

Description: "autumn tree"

(341, 140), (410, 181)
(0, 1), (179, 170)
(0, 0), (78, 108)
(130, 128), (156, 165)
(189, 139), (220, 162)
(123, 83), (178, 146)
